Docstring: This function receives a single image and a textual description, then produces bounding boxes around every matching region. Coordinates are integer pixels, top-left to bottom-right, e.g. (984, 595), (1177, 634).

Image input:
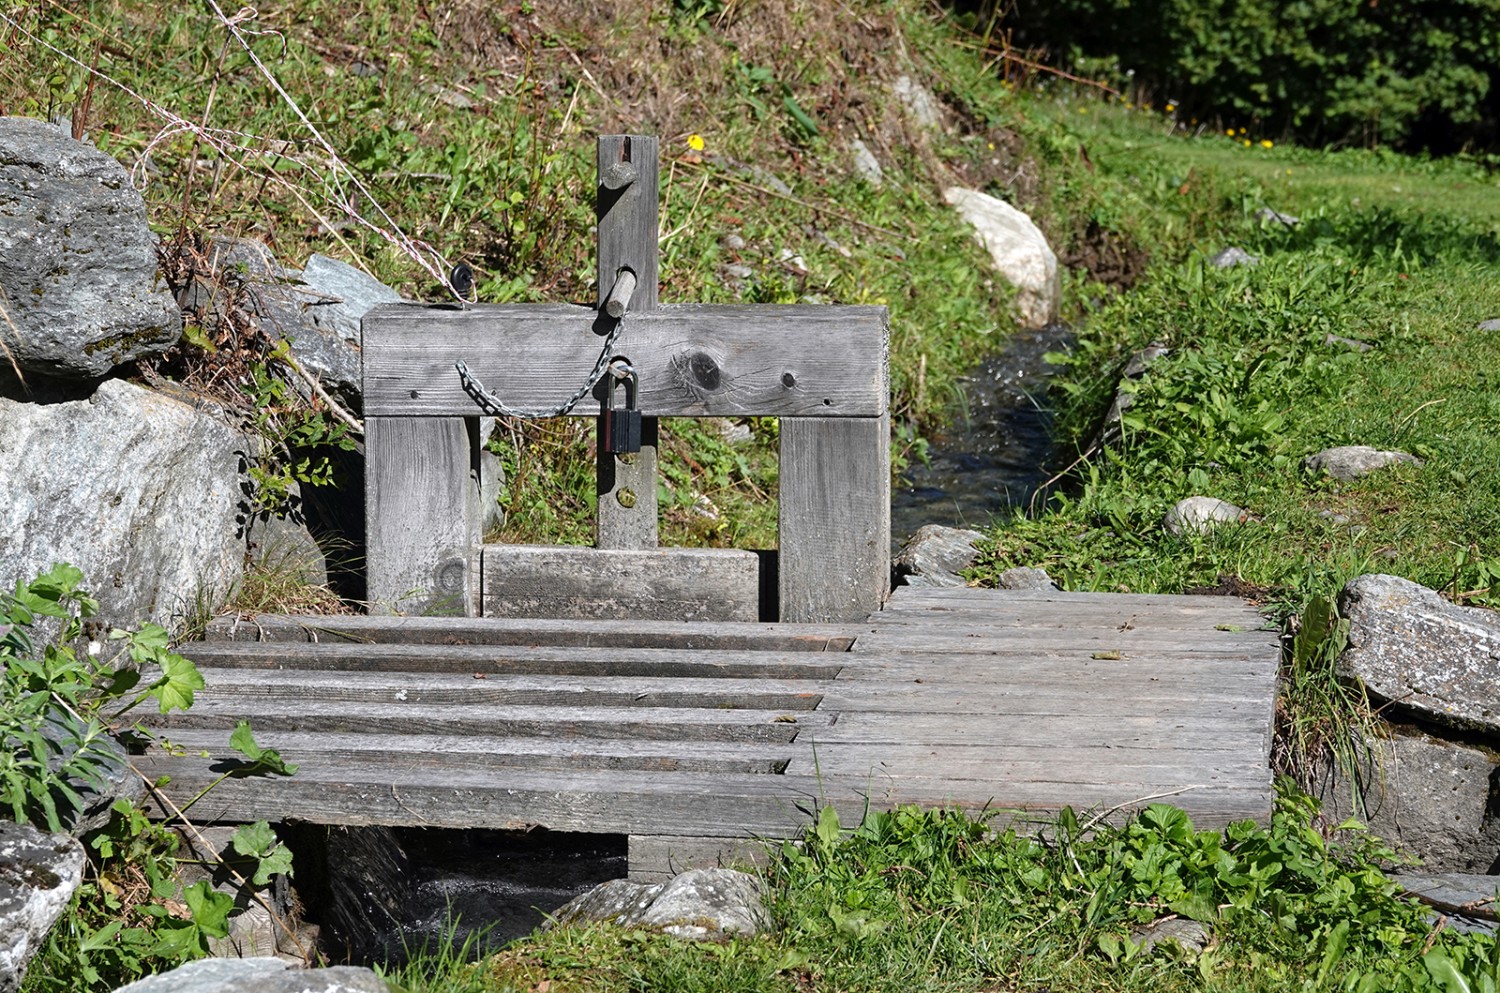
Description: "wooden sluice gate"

(135, 134), (1281, 879)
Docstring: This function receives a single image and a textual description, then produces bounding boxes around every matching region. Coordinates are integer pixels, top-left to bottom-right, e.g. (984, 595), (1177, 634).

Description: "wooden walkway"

(137, 586), (1279, 879)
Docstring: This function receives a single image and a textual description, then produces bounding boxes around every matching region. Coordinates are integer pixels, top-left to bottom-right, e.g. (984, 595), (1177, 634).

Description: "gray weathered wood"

(364, 416), (481, 615)
(780, 414), (890, 622)
(146, 699), (831, 741)
(628, 836), (771, 881)
(479, 545), (759, 621)
(362, 303), (889, 418)
(595, 134), (661, 550)
(183, 642), (848, 679)
(203, 613), (859, 650)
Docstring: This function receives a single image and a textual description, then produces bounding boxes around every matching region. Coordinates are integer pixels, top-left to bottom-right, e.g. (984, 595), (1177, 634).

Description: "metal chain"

(455, 316), (625, 419)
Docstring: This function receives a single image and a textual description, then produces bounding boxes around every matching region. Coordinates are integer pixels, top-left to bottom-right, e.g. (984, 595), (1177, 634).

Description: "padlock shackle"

(606, 369), (638, 410)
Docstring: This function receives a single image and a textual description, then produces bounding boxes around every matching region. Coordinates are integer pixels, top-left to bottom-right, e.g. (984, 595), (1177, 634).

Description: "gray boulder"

(1209, 247), (1258, 268)
(1337, 574), (1500, 735)
(849, 138), (884, 186)
(110, 957), (392, 993)
(550, 868), (769, 940)
(894, 525), (984, 588)
(0, 378), (246, 629)
(892, 75), (943, 130)
(1164, 496), (1245, 536)
(1477, 319), (1500, 332)
(0, 116), (181, 379)
(1304, 445), (1421, 481)
(1313, 730), (1500, 872)
(220, 247), (399, 413)
(1, 820), (86, 993)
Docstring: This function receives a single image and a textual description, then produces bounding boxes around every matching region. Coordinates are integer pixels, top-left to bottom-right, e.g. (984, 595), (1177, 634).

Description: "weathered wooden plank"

(479, 545), (758, 622)
(156, 731), (794, 775)
(186, 669), (827, 711)
(595, 134), (661, 551)
(871, 600), (1272, 630)
(362, 303), (889, 418)
(152, 730), (1261, 784)
(134, 758), (838, 835)
(364, 416), (481, 616)
(885, 587), (1272, 610)
(202, 613), (859, 651)
(182, 642), (848, 679)
(133, 752), (1266, 833)
(780, 415), (890, 623)
(628, 836), (772, 882)
(807, 711), (1271, 748)
(832, 656), (1278, 685)
(143, 700), (831, 742)
(847, 628), (1278, 655)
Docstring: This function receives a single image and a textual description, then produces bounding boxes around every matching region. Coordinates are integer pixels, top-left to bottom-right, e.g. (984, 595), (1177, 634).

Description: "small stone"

(713, 419), (753, 445)
(549, 869), (768, 941)
(892, 75), (942, 130)
(1163, 496), (1245, 536)
(1477, 319), (1500, 332)
(1255, 208), (1299, 226)
(721, 263), (753, 281)
(1131, 916), (1212, 954)
(1209, 247), (1258, 268)
(850, 138), (884, 186)
(1303, 445), (1421, 481)
(777, 248), (809, 275)
(423, 83), (475, 109)
(1324, 333), (1374, 352)
(719, 233), (746, 252)
(894, 525), (984, 588)
(1317, 510), (1352, 525)
(691, 494), (719, 521)
(998, 566), (1057, 590)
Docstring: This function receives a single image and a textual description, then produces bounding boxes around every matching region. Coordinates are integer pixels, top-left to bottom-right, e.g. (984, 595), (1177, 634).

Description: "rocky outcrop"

(894, 525), (984, 588)
(0, 378), (247, 629)
(550, 868), (769, 941)
(1164, 496), (1245, 536)
(1, 821), (86, 993)
(109, 957), (393, 993)
(943, 187), (1059, 328)
(1313, 731), (1500, 873)
(1304, 445), (1422, 481)
(1337, 574), (1500, 735)
(0, 117), (180, 378)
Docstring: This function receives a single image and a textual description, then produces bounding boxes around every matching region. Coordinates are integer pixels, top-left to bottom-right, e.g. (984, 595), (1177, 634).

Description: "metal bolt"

(616, 487), (637, 508)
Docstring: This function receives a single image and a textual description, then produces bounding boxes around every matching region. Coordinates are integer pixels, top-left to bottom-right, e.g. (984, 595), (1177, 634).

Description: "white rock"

(0, 822), (85, 993)
(850, 138), (884, 186)
(943, 187), (1060, 329)
(892, 76), (942, 130)
(1209, 247), (1258, 268)
(1163, 496), (1245, 536)
(1476, 319), (1500, 332)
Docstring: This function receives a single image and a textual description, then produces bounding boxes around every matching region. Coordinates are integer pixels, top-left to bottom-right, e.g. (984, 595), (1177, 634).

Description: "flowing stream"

(891, 323), (1071, 545)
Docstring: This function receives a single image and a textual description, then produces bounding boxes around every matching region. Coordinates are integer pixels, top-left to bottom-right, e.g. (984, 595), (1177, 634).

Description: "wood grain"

(479, 545), (759, 622)
(364, 416), (481, 615)
(780, 415), (890, 622)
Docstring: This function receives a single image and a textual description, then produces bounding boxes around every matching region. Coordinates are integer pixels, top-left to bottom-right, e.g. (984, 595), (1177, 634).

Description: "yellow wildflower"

(1260, 139), (1274, 148)
(1225, 128), (1234, 137)
(687, 133), (705, 152)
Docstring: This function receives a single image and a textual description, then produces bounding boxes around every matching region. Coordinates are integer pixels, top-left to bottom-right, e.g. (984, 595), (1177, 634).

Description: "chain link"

(455, 316), (626, 419)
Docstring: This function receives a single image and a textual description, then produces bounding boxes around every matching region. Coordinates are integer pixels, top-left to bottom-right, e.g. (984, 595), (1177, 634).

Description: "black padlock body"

(601, 374), (642, 454)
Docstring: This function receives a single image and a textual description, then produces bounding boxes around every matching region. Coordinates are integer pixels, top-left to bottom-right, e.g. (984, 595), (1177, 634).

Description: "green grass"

(386, 793), (1500, 993)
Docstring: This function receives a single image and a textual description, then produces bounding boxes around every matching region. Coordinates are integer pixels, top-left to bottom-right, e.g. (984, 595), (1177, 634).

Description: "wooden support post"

(365, 416), (483, 615)
(596, 134), (659, 550)
(779, 414), (891, 622)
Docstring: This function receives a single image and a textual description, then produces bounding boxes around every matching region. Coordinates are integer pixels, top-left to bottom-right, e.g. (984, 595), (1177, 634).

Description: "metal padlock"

(601, 370), (642, 454)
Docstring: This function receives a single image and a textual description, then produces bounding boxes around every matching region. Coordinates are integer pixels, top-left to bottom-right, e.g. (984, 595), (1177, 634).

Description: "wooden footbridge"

(137, 136), (1280, 879)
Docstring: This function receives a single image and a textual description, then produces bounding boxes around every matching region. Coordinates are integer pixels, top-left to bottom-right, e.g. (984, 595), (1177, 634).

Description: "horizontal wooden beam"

(363, 302), (888, 418)
(480, 545), (760, 622)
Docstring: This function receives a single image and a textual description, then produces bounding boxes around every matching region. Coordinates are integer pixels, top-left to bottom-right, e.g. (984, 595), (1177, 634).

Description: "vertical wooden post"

(778, 414), (891, 622)
(595, 134), (659, 550)
(365, 416), (483, 615)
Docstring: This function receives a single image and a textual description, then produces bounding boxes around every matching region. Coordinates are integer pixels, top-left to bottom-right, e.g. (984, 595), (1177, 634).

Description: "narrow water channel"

(891, 322), (1071, 545)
